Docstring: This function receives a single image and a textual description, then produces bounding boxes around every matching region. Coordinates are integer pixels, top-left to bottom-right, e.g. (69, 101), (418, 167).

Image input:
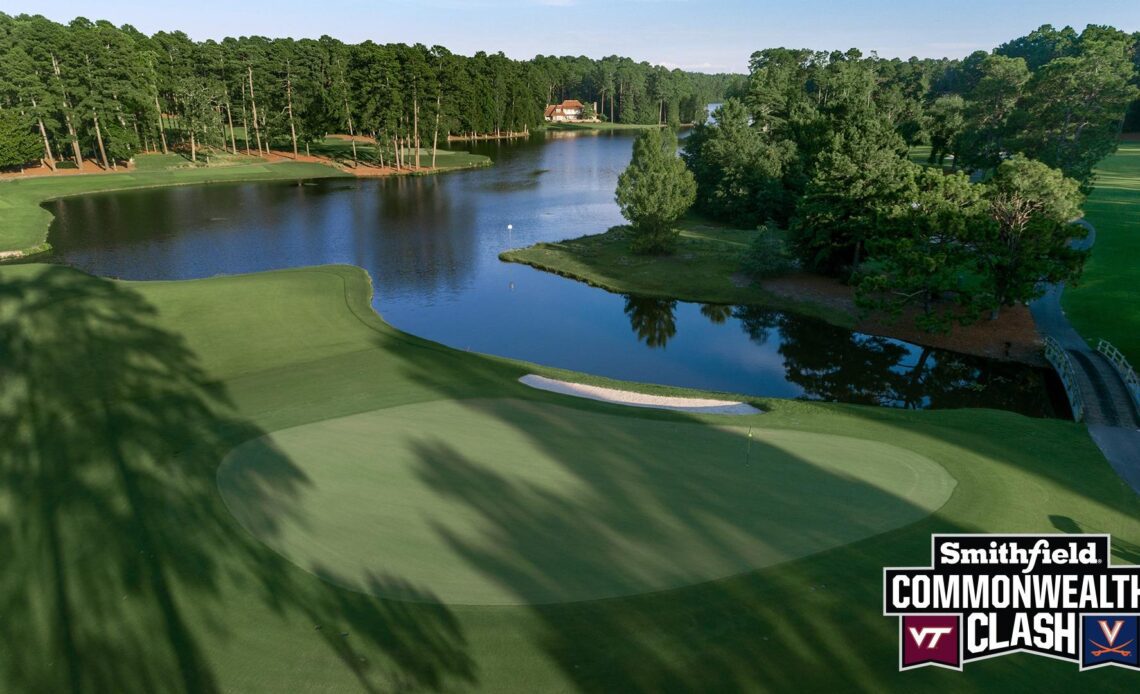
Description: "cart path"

(1029, 219), (1140, 493)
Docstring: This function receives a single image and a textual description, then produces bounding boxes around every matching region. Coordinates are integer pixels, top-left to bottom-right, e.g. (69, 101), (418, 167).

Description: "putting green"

(218, 398), (955, 605)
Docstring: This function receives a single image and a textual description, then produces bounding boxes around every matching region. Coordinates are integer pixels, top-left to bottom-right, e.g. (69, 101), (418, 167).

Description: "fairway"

(3, 262), (1136, 692)
(218, 398), (955, 604)
(1064, 141), (1140, 363)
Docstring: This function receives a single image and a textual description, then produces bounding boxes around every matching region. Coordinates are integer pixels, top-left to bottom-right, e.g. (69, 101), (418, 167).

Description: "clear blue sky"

(6, 0), (1139, 72)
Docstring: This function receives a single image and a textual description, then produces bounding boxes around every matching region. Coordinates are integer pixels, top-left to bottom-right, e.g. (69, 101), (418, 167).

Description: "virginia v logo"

(1095, 620), (1125, 652)
(1083, 615), (1139, 670)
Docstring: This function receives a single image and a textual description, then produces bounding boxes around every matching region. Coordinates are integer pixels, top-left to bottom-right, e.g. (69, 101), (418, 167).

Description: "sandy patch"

(519, 375), (761, 415)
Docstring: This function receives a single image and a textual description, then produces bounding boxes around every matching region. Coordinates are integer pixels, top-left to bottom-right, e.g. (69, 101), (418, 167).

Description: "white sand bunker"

(519, 375), (762, 415)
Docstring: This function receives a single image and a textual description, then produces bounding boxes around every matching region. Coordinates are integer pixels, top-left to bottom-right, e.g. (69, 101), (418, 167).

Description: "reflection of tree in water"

(623, 295), (677, 348)
(731, 306), (1057, 417)
(0, 266), (473, 693)
(699, 303), (733, 325)
(774, 312), (910, 407)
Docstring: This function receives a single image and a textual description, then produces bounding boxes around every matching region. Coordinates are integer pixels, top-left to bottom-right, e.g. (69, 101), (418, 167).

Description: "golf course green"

(219, 399), (954, 605)
(4, 259), (1139, 691)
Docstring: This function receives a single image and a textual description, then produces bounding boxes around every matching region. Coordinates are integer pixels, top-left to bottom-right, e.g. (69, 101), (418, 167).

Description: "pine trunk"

(92, 111), (111, 169)
(52, 54), (83, 166)
(31, 98), (56, 170)
(247, 66), (263, 155)
(286, 67), (298, 159)
(154, 94), (168, 154)
(413, 94), (420, 169)
(431, 91), (441, 169)
(344, 97), (358, 167)
(225, 102), (237, 154)
(240, 80), (251, 155)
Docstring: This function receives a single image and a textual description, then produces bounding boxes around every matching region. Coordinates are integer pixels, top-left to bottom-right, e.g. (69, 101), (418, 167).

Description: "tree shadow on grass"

(372, 343), (955, 690)
(0, 265), (474, 693)
(382, 334), (1140, 691)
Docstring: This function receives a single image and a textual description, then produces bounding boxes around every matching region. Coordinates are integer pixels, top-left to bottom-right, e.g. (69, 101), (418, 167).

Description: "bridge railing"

(1044, 337), (1084, 422)
(1096, 339), (1140, 412)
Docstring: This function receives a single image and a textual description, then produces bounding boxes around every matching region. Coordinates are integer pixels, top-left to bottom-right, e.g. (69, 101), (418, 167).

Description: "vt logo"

(1081, 615), (1140, 670)
(909, 626), (953, 649)
(900, 615), (961, 670)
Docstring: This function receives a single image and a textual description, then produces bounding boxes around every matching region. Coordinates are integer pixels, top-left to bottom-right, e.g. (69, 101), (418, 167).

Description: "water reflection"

(623, 296), (678, 348)
(699, 303), (733, 325)
(731, 305), (1063, 413)
(47, 131), (1065, 418)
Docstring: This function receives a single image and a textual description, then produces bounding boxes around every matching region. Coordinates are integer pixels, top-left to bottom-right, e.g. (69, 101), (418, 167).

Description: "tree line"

(671, 24), (1139, 330)
(0, 13), (736, 170)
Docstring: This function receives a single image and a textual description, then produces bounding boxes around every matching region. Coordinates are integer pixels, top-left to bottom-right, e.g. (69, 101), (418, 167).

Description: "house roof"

(561, 100), (584, 110)
(544, 105), (559, 118)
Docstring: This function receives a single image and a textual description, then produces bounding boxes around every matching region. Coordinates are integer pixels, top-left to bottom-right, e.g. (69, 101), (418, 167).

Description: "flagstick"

(746, 427), (753, 465)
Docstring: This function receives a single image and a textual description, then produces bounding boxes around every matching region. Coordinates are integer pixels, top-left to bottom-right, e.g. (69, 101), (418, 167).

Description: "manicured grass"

(500, 218), (855, 326)
(1063, 141), (1140, 364)
(219, 399), (953, 605)
(2, 261), (1137, 691)
(0, 160), (347, 257)
(132, 153), (195, 170)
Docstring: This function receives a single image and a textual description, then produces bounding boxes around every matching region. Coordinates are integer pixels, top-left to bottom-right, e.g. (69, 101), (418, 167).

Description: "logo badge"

(901, 615), (961, 670)
(884, 534), (1140, 672)
(1081, 615), (1139, 670)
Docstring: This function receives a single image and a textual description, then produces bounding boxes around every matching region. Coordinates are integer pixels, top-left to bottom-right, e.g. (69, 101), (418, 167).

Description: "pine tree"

(615, 129), (697, 254)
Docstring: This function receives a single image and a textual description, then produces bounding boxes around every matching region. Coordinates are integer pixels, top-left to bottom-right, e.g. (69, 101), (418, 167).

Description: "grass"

(219, 399), (954, 606)
(305, 136), (492, 171)
(0, 159), (347, 258)
(0, 142), (494, 259)
(500, 217), (855, 326)
(3, 260), (1138, 691)
(542, 121), (664, 132)
(1063, 140), (1140, 365)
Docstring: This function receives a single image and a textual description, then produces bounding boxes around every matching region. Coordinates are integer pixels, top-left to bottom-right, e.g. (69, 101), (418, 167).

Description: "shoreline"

(502, 229), (1046, 366)
(0, 149), (492, 261)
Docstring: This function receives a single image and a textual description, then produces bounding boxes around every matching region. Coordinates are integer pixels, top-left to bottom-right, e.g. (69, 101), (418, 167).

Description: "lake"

(47, 131), (1068, 417)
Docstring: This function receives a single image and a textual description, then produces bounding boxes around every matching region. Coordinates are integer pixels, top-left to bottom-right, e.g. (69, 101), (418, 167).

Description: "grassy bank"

(500, 218), (854, 326)
(306, 136), (492, 171)
(0, 144), (494, 259)
(1063, 141), (1140, 364)
(0, 158), (347, 258)
(541, 121), (664, 132)
(3, 260), (1135, 691)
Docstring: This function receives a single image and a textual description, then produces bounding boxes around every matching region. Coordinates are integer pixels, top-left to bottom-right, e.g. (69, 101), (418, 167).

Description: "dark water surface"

(47, 132), (1067, 417)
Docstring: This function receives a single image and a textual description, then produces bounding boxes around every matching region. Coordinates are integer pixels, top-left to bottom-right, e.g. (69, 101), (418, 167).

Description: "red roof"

(561, 100), (584, 110)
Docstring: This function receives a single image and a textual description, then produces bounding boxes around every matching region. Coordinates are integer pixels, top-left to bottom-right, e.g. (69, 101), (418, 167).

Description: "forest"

(676, 24), (1140, 329)
(0, 13), (737, 170)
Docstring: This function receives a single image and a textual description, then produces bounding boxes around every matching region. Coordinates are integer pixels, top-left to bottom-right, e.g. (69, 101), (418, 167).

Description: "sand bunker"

(519, 375), (762, 415)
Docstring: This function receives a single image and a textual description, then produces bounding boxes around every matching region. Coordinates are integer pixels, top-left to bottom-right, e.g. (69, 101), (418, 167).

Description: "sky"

(5, 0), (1140, 73)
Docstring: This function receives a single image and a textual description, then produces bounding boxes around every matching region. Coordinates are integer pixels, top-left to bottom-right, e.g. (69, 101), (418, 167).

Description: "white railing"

(1044, 337), (1084, 422)
(1096, 339), (1140, 412)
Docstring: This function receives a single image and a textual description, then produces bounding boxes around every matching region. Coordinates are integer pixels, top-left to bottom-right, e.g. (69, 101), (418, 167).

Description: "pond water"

(46, 131), (1067, 417)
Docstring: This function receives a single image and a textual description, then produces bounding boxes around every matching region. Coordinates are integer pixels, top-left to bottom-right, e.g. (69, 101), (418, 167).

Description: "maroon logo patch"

(901, 615), (961, 670)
